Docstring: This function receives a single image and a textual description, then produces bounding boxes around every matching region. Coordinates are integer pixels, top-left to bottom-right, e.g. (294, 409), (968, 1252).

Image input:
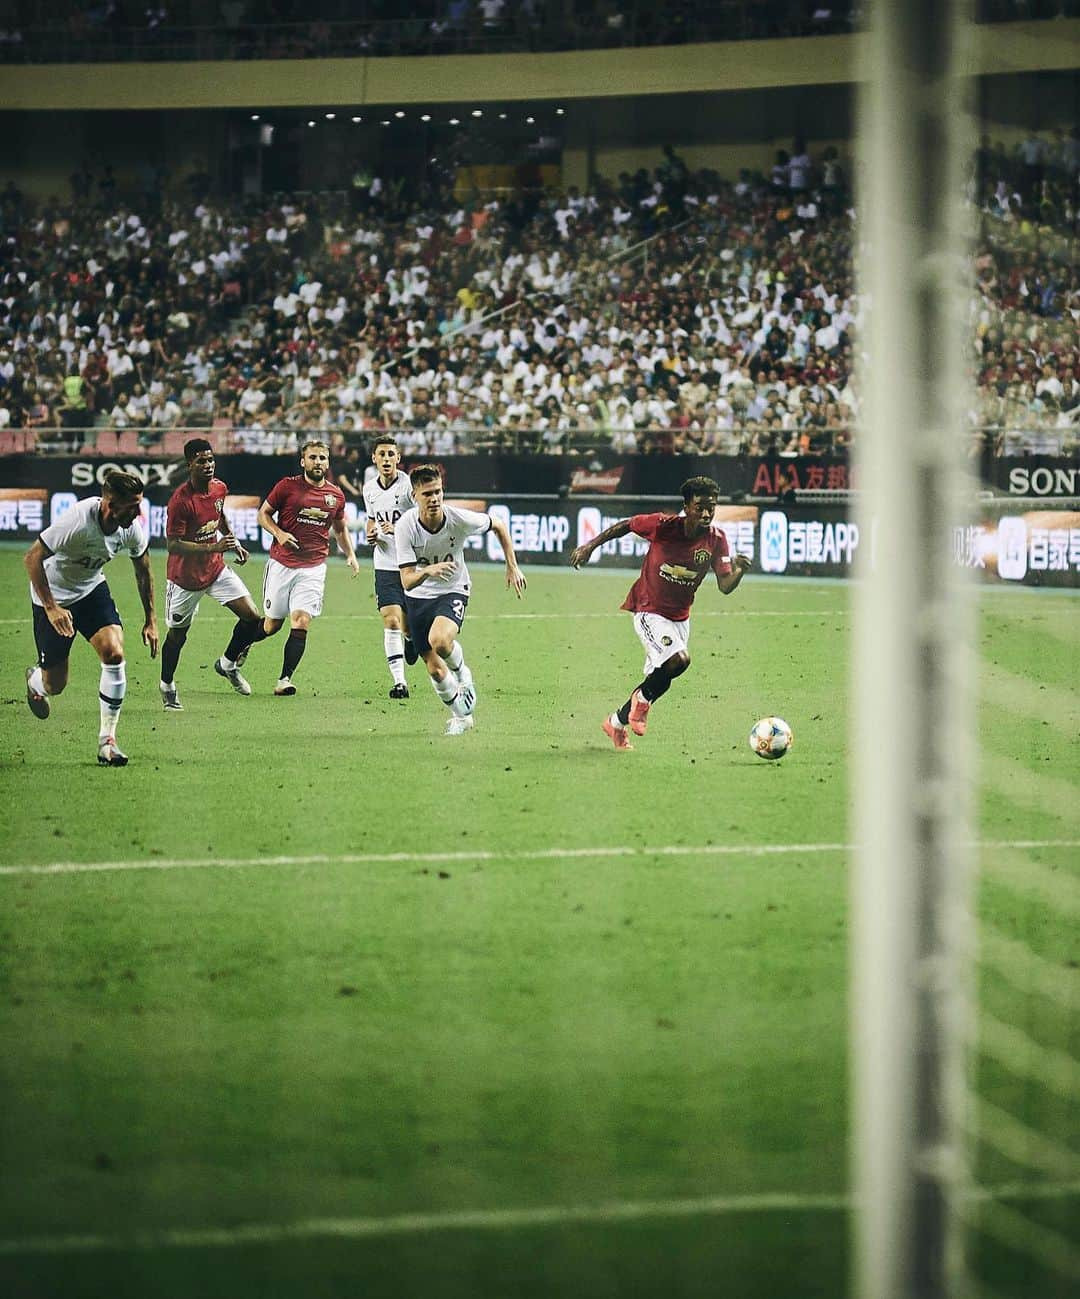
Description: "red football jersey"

(620, 513), (732, 621)
(264, 474), (345, 568)
(166, 477), (228, 591)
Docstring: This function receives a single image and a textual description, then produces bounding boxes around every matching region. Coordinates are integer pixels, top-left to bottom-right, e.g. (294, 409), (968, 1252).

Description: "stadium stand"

(0, 132), (1076, 459)
(1, 1), (1073, 65)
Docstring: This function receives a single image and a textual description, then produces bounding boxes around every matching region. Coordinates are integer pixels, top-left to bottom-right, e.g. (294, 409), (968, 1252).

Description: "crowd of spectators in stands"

(0, 128), (1077, 460)
(0, 1), (862, 64)
(2, 0), (1073, 64)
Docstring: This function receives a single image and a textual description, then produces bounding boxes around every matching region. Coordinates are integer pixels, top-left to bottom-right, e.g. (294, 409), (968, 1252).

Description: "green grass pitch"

(0, 549), (1076, 1298)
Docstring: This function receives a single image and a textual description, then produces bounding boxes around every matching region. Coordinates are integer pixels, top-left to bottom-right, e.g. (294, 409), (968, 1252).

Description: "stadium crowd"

(0, 129), (1077, 460)
(2, 1), (1070, 65)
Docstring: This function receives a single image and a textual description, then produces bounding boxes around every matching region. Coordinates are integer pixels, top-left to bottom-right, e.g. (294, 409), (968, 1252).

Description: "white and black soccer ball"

(749, 716), (793, 761)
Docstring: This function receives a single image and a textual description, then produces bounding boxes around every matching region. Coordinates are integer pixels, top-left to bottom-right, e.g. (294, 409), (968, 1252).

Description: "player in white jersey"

(23, 469), (159, 766)
(395, 464), (526, 736)
(361, 436), (418, 698)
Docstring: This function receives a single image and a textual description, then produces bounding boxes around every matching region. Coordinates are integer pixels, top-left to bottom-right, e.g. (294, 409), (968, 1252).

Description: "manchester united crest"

(693, 547), (710, 566)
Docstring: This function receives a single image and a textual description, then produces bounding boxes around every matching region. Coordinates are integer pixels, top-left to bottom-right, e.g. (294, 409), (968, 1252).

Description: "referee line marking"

(0, 839), (1076, 879)
(1, 1180), (1077, 1257)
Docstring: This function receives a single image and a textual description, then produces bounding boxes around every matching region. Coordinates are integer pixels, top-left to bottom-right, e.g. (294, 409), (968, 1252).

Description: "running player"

(24, 469), (159, 766)
(362, 436), (418, 698)
(395, 464), (526, 735)
(159, 437), (263, 710)
(569, 475), (751, 750)
(256, 439), (360, 696)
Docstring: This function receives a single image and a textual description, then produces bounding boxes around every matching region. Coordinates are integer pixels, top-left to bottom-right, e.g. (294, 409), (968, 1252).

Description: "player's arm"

(569, 517), (633, 568)
(399, 560), (455, 590)
(24, 538), (75, 638)
(331, 514), (360, 576)
(131, 548), (159, 658)
(487, 516), (527, 597)
(257, 499), (300, 552)
(166, 533), (242, 556)
(717, 553), (752, 594)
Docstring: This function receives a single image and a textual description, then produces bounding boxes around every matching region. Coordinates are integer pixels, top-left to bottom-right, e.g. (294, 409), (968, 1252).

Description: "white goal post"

(852, 2), (976, 1298)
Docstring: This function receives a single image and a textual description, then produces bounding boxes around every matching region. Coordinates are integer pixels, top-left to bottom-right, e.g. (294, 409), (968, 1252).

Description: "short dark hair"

(184, 437), (213, 462)
(409, 464), (442, 488)
(102, 469), (144, 500)
(371, 436), (399, 454)
(300, 439), (329, 456)
(681, 476), (719, 503)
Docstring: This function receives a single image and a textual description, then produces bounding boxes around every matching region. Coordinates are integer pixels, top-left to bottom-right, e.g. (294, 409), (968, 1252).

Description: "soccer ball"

(749, 716), (793, 761)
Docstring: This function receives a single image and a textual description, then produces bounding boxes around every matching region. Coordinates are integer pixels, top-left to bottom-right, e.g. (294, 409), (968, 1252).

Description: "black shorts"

(32, 581), (122, 669)
(404, 592), (468, 656)
(374, 569), (406, 611)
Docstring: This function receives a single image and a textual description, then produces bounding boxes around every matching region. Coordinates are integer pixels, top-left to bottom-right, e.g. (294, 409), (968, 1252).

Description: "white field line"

(1, 1181), (1079, 1258)
(0, 839), (1077, 880)
(0, 840), (851, 878)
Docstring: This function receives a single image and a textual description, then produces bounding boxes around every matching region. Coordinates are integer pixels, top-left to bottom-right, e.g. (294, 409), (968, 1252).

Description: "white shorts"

(633, 611), (690, 676)
(262, 557), (327, 620)
(165, 569), (252, 629)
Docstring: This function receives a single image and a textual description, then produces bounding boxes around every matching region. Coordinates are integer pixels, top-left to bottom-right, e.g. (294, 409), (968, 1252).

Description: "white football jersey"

(395, 503), (491, 600)
(362, 469), (414, 572)
(31, 497), (148, 607)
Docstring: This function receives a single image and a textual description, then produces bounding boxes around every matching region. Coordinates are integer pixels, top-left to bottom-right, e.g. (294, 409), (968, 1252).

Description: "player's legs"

(605, 613), (691, 745)
(28, 603), (75, 712)
(213, 585), (264, 696)
(88, 623), (129, 765)
(427, 616), (473, 706)
(276, 609), (312, 695)
(262, 559), (323, 695)
(218, 575), (274, 673)
(376, 570), (411, 695)
(407, 598), (472, 731)
(160, 580), (203, 709)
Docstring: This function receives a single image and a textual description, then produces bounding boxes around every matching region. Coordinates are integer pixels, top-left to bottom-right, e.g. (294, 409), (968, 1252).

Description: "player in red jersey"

(569, 475), (751, 750)
(160, 438), (265, 710)
(256, 439), (360, 695)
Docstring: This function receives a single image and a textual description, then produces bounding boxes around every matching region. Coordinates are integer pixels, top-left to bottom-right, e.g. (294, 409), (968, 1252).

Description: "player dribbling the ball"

(569, 475), (751, 750)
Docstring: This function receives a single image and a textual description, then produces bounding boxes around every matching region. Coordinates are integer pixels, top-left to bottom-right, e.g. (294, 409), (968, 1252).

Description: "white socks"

(98, 661), (126, 740)
(431, 672), (458, 706)
(441, 641), (464, 675)
(384, 629), (406, 686)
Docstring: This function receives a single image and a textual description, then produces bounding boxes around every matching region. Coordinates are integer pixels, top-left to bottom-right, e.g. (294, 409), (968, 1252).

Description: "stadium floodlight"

(525, 116), (535, 124)
(325, 112), (335, 120)
(498, 112), (507, 119)
(421, 114), (432, 122)
(307, 120), (316, 127)
(380, 120), (390, 126)
(351, 116), (361, 123)
(555, 108), (565, 115)
(250, 114), (260, 121)
(395, 110), (405, 119)
(449, 117), (460, 126)
(471, 110), (482, 117)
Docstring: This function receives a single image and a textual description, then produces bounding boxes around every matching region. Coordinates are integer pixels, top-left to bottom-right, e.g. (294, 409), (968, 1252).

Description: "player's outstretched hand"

(347, 556), (361, 578)
(506, 565), (527, 598)
(232, 540), (249, 565)
(143, 620), (160, 659)
(568, 545), (592, 569)
(732, 553), (752, 574)
(279, 531), (301, 551)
